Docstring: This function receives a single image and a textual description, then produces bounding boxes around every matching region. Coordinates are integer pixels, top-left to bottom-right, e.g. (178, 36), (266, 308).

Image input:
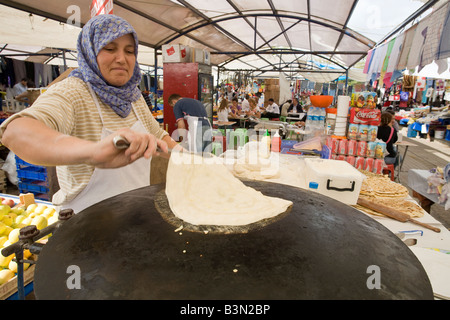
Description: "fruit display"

(0, 193), (58, 288)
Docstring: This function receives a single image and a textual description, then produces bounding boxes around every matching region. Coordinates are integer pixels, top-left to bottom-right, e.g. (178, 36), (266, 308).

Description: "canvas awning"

(0, 0), (439, 81)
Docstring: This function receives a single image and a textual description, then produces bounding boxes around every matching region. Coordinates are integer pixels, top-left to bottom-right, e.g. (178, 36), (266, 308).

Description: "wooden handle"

(409, 218), (441, 233)
(357, 197), (409, 222)
(358, 197), (441, 233)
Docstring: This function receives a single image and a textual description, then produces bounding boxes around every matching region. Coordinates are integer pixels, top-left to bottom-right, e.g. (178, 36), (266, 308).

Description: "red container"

(330, 137), (339, 154)
(347, 139), (357, 156)
(364, 157), (374, 172)
(356, 141), (367, 157)
(336, 154), (346, 161)
(338, 139), (348, 155)
(373, 159), (385, 174)
(355, 156), (365, 170)
(346, 155), (356, 166)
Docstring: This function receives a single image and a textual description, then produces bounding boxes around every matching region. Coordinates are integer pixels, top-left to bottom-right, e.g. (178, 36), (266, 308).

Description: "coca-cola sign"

(350, 108), (381, 125)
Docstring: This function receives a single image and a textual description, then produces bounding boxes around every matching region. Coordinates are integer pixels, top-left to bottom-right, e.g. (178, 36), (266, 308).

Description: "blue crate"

(15, 156), (46, 169)
(16, 166), (47, 182)
(18, 179), (49, 194)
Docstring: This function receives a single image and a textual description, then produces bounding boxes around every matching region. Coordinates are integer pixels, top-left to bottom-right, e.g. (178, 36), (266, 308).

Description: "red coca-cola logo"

(350, 108), (381, 125)
(356, 110), (379, 119)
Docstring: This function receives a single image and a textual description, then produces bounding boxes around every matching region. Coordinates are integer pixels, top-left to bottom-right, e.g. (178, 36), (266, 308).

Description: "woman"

(0, 14), (177, 213)
(228, 98), (240, 118)
(377, 112), (398, 165)
(245, 98), (261, 118)
(217, 98), (230, 122)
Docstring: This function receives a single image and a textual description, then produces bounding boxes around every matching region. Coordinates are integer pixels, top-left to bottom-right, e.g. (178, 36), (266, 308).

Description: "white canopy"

(0, 0), (439, 81)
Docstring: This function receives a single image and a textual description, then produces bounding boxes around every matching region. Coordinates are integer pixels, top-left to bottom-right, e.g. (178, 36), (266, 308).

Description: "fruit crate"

(15, 156), (49, 201)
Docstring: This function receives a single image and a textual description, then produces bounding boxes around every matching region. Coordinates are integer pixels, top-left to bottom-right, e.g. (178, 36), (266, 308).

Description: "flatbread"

(356, 170), (424, 218)
(165, 151), (293, 226)
(359, 170), (409, 198)
(355, 195), (425, 218)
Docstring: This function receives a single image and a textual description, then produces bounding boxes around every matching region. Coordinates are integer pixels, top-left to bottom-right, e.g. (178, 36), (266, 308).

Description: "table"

(213, 120), (236, 128)
(408, 169), (441, 212)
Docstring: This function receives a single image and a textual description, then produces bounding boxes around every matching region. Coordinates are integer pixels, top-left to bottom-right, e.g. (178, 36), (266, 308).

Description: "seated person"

(262, 98), (280, 119)
(377, 112), (398, 165)
(280, 99), (291, 117)
(245, 98), (261, 118)
(287, 97), (304, 118)
(217, 99), (230, 122)
(229, 97), (241, 118)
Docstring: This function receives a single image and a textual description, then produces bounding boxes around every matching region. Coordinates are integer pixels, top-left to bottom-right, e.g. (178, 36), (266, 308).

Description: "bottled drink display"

(304, 107), (326, 140)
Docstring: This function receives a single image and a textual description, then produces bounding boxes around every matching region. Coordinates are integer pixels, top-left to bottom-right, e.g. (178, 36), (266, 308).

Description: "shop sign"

(350, 108), (381, 126)
(90, 0), (114, 18)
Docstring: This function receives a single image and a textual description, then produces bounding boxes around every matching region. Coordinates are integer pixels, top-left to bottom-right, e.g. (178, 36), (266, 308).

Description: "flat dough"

(165, 151), (293, 226)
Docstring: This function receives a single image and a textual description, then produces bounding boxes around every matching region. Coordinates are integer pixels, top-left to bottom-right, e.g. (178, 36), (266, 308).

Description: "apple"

(8, 228), (20, 243)
(31, 215), (47, 230)
(26, 203), (37, 214)
(0, 269), (14, 285)
(0, 205), (10, 216)
(15, 215), (26, 225)
(0, 235), (7, 246)
(1, 199), (15, 207)
(11, 207), (24, 215)
(1, 215), (13, 227)
(34, 204), (47, 215)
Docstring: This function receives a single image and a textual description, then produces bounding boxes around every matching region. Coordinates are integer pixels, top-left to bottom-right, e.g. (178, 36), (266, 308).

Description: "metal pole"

(154, 49), (158, 108)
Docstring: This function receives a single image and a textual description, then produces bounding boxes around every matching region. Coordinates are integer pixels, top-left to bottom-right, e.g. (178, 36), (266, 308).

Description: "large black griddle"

(33, 181), (433, 299)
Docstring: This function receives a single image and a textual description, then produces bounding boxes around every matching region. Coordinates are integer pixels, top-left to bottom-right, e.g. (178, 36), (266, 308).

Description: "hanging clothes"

(397, 24), (418, 70)
(386, 33), (405, 73)
(437, 2), (450, 61)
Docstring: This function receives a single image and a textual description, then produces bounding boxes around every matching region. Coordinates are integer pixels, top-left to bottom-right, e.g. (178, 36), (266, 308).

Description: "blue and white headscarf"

(70, 14), (142, 118)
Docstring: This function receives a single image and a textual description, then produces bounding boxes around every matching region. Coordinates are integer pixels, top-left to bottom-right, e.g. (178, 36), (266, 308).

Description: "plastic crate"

(15, 156), (45, 168)
(16, 166), (47, 182)
(18, 179), (49, 194)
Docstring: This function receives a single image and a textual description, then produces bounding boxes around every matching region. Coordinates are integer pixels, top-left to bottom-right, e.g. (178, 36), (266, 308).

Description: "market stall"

(1, 92), (449, 300)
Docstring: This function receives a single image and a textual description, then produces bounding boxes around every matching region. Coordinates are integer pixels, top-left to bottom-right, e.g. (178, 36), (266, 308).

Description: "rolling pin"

(357, 197), (441, 233)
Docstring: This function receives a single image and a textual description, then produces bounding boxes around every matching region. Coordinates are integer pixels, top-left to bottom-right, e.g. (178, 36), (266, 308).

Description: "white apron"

(61, 84), (151, 213)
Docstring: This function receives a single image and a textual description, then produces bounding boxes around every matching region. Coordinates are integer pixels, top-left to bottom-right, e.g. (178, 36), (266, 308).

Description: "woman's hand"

(90, 128), (168, 168)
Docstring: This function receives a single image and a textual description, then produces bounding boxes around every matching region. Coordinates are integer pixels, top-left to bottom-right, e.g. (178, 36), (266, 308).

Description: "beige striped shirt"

(0, 77), (168, 205)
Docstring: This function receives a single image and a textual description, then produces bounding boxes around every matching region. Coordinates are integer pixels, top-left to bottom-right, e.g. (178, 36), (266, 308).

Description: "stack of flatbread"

(355, 170), (425, 218)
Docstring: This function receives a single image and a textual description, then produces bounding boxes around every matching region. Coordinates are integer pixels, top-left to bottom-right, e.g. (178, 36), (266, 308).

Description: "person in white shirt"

(241, 94), (250, 112)
(262, 98), (280, 119)
(217, 99), (230, 122)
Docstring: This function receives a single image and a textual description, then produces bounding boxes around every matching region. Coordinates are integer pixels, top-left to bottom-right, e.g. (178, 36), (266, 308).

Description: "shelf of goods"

(15, 156), (49, 201)
(0, 193), (57, 299)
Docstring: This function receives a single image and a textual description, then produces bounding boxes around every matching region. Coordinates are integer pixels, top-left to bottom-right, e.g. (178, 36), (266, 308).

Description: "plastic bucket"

(435, 128), (445, 139)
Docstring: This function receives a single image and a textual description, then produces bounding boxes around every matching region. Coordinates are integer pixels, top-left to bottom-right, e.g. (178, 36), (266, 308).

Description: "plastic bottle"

(318, 107), (326, 135)
(305, 106), (318, 140)
(271, 131), (281, 152)
(261, 129), (271, 154)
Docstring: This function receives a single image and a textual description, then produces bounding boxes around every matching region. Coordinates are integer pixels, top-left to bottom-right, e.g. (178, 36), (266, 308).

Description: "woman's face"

(97, 34), (136, 87)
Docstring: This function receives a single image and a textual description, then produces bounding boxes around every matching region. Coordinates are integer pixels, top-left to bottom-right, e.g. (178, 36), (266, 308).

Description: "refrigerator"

(163, 62), (213, 137)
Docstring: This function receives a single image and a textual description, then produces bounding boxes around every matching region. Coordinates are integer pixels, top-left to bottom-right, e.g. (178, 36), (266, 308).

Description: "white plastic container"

(304, 158), (365, 205)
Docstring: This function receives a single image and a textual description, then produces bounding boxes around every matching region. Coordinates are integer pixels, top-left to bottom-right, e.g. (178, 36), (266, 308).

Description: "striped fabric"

(0, 76), (168, 205)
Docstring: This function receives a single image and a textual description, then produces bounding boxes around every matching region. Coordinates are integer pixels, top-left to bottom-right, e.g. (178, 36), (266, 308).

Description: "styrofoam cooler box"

(304, 158), (365, 205)
(162, 44), (191, 63)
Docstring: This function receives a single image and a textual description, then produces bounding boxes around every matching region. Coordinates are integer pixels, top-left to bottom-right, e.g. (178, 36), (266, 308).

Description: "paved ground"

(396, 126), (450, 230)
